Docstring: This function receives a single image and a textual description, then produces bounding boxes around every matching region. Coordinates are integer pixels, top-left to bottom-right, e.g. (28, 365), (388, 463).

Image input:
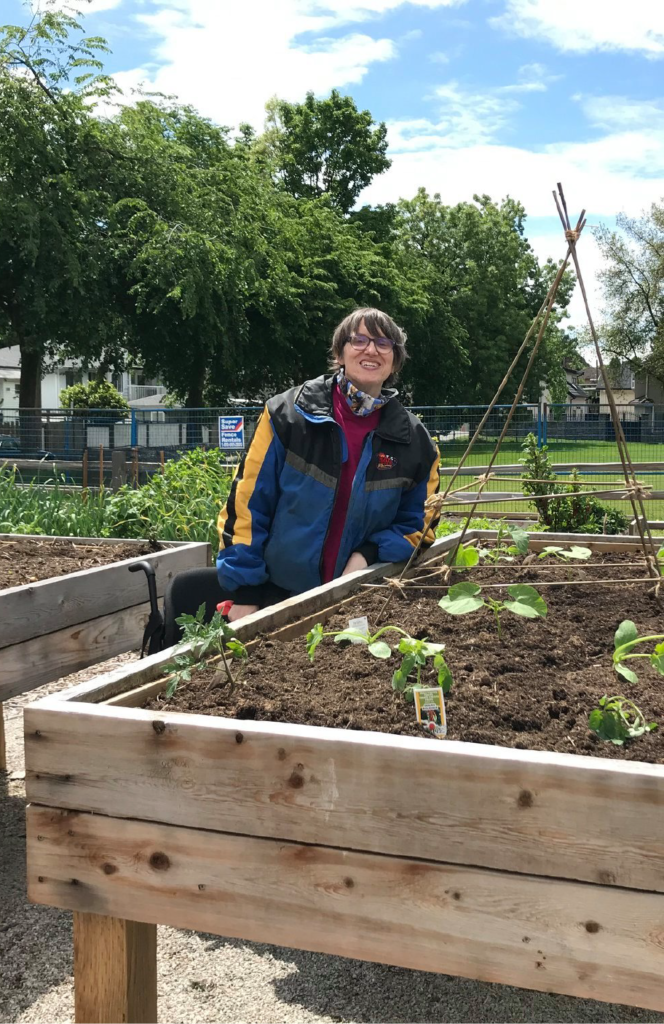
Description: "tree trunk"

(18, 343), (43, 451)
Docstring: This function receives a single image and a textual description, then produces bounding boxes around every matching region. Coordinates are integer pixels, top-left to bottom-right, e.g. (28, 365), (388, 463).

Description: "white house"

(0, 346), (167, 420)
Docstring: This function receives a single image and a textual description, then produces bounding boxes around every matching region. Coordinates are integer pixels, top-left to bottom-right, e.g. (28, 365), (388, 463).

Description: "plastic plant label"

(347, 616), (370, 644)
(413, 686), (447, 738)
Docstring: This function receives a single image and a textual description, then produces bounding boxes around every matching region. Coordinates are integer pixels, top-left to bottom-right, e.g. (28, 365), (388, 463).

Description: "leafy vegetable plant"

(588, 695), (657, 745)
(439, 582), (547, 638)
(478, 524), (530, 563)
(163, 603), (247, 698)
(538, 545), (592, 562)
(612, 620), (664, 684)
(305, 623), (453, 700)
(444, 541), (479, 568)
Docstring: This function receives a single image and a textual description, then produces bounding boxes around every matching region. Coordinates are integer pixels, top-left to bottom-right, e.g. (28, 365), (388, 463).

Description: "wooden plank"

(27, 806), (664, 1012)
(0, 702), (5, 773)
(73, 912), (157, 1024)
(24, 701), (664, 893)
(0, 541), (210, 648)
(450, 491), (664, 502)
(440, 462), (664, 475)
(0, 602), (149, 702)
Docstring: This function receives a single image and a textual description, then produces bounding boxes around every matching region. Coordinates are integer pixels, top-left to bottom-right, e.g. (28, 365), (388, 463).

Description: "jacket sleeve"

(364, 448), (441, 565)
(216, 407), (286, 604)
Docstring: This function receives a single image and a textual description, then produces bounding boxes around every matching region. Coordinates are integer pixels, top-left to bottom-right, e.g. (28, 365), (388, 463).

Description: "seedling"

(588, 695), (657, 745)
(538, 545), (592, 562)
(163, 603), (247, 698)
(305, 623), (453, 701)
(439, 581), (547, 638)
(612, 619), (664, 684)
(444, 541), (479, 568)
(478, 524), (530, 564)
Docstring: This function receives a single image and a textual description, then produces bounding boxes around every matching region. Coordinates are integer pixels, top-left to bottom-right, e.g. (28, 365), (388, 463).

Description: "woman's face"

(342, 318), (395, 397)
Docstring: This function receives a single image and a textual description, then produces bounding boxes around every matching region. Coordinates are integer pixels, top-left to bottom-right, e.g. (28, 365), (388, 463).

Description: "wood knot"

(585, 920), (600, 934)
(597, 869), (616, 885)
(149, 852), (170, 871)
(288, 770), (305, 789)
(343, 877), (355, 889)
(152, 720), (166, 735)
(517, 789), (533, 808)
(102, 863), (117, 875)
(452, 891), (461, 901)
(277, 748), (287, 761)
(235, 732), (244, 744)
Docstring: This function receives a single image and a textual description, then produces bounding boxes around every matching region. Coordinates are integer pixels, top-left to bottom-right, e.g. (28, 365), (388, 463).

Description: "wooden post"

(73, 912), (157, 1024)
(132, 447), (139, 488)
(159, 450), (165, 474)
(111, 450), (127, 493)
(0, 702), (6, 773)
(82, 448), (88, 503)
(99, 445), (104, 490)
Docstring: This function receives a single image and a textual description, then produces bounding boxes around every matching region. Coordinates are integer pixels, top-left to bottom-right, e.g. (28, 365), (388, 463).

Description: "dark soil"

(0, 537), (160, 590)
(150, 551), (664, 762)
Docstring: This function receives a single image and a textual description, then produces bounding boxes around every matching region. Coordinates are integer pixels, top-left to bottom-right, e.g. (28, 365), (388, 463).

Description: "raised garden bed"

(1, 533), (210, 770)
(25, 531), (664, 1021)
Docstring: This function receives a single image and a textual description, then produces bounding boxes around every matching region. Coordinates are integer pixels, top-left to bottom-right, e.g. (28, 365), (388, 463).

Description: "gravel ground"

(3, 659), (664, 1024)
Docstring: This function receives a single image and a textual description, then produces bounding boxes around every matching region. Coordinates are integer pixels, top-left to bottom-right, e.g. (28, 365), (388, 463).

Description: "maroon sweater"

(321, 385), (382, 583)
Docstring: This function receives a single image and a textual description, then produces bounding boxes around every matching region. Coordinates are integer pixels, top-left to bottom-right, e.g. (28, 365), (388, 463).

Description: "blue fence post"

(130, 409), (137, 448)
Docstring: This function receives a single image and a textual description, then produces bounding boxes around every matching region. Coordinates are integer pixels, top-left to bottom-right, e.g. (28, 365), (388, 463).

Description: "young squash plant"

(538, 545), (592, 562)
(163, 603), (247, 698)
(478, 524), (530, 564)
(612, 620), (664, 684)
(306, 623), (453, 700)
(439, 582), (547, 639)
(588, 695), (657, 745)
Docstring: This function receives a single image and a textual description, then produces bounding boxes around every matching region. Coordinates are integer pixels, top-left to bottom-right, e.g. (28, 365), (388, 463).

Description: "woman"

(217, 307), (440, 622)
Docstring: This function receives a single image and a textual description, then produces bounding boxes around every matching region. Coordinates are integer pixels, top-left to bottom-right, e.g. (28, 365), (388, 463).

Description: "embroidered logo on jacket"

(377, 452), (396, 471)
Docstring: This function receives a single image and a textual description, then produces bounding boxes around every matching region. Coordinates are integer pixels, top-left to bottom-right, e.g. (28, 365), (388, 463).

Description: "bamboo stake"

(99, 445), (104, 490)
(132, 446), (139, 488)
(366, 577), (654, 591)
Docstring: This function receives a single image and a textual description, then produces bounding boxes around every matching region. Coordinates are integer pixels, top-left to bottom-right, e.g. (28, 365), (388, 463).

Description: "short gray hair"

(329, 307), (408, 385)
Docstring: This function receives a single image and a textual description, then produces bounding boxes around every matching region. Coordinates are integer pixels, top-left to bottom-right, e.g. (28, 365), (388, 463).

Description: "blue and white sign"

(218, 415), (245, 450)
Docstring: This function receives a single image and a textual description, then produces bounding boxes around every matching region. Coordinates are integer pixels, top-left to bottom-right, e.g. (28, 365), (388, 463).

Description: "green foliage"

(265, 90), (390, 215)
(439, 582), (547, 638)
(305, 621), (453, 700)
(163, 601), (247, 698)
(588, 695), (657, 746)
(520, 435), (628, 534)
(477, 523), (530, 563)
(0, 448), (231, 549)
(612, 619), (664, 685)
(444, 541), (480, 568)
(60, 379), (129, 411)
(436, 517), (495, 537)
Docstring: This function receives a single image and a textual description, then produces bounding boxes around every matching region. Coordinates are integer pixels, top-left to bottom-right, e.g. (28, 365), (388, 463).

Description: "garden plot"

(24, 531), (664, 1022)
(0, 532), (210, 769)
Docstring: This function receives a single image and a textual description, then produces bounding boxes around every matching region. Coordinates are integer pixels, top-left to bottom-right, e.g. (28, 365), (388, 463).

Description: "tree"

(0, 4), (121, 417)
(60, 379), (129, 411)
(594, 205), (664, 380)
(265, 90), (390, 215)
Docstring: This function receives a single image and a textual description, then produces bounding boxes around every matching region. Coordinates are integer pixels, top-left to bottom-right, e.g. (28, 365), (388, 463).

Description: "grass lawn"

(439, 437), (664, 468)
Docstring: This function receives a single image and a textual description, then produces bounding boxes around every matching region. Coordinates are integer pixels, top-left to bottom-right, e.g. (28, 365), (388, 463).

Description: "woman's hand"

(227, 603), (259, 622)
(341, 552), (368, 576)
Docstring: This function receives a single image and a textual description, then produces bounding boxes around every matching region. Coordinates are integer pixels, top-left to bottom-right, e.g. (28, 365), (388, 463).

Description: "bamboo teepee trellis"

(376, 184), (661, 622)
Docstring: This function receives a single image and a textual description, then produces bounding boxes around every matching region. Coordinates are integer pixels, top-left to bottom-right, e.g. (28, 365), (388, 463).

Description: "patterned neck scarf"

(335, 369), (391, 417)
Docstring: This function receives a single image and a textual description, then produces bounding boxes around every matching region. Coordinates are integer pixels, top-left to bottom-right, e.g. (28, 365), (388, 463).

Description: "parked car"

(0, 436), (55, 460)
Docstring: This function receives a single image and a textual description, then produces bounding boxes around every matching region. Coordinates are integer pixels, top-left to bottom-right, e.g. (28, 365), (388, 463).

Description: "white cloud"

(428, 51), (450, 63)
(576, 94), (664, 132)
(499, 62), (562, 93)
(492, 0), (664, 58)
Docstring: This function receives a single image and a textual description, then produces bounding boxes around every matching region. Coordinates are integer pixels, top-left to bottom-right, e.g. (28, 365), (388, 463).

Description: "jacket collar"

(295, 374), (412, 444)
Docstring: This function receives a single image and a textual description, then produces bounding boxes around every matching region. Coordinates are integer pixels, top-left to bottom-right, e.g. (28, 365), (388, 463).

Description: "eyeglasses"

(348, 333), (394, 353)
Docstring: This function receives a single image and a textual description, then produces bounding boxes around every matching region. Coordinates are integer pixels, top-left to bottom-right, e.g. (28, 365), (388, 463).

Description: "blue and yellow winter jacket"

(217, 374), (440, 605)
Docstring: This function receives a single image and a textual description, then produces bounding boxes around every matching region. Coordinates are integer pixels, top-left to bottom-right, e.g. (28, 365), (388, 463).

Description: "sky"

(6, 0), (664, 338)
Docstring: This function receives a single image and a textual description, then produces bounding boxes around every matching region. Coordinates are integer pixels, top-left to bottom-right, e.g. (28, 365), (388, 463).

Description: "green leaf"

(650, 643), (664, 676)
(225, 639), (247, 660)
(615, 662), (639, 684)
(504, 584), (547, 618)
(306, 623), (324, 662)
(566, 546), (592, 560)
(445, 543), (480, 568)
(334, 630), (368, 644)
(434, 653), (453, 693)
(614, 620), (638, 651)
(165, 678), (178, 699)
(588, 708), (603, 731)
(421, 641), (446, 657)
(367, 640), (392, 659)
(439, 581), (484, 615)
(508, 526), (530, 554)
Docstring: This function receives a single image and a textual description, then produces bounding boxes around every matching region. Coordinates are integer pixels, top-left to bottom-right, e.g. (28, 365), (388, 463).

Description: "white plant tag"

(347, 616), (369, 643)
(414, 686), (447, 738)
